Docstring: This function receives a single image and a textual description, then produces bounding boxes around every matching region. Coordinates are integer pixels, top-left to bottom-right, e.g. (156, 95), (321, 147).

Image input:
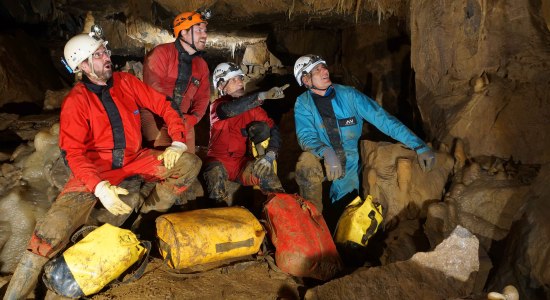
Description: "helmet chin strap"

(303, 73), (328, 92)
(87, 56), (100, 80)
(85, 56), (110, 84)
(306, 81), (329, 93)
(310, 85), (328, 92)
(181, 27), (198, 51)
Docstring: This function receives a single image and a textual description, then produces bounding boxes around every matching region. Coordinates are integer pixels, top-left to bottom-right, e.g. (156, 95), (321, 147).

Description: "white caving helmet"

(63, 25), (108, 73)
(212, 62), (244, 92)
(293, 54), (326, 86)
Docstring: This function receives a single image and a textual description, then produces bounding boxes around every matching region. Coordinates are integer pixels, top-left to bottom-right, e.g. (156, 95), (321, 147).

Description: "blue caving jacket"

(294, 84), (429, 203)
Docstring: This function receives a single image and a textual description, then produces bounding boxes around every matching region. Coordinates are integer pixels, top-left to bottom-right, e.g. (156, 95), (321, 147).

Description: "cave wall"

(411, 0), (550, 164)
(0, 30), (64, 110)
(340, 19), (421, 132)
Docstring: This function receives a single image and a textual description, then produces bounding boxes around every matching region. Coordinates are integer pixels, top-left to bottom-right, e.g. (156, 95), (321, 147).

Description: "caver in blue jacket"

(294, 84), (430, 203)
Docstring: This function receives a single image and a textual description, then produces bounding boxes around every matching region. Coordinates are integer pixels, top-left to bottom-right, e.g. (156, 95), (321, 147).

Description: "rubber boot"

(140, 184), (178, 214)
(299, 183), (323, 212)
(3, 251), (49, 300)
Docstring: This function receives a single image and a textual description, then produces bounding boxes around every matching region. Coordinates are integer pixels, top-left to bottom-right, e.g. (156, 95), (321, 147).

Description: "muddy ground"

(91, 259), (303, 300)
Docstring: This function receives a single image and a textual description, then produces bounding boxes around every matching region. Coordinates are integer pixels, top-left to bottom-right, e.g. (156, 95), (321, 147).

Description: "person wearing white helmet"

(3, 26), (202, 299)
(293, 54), (436, 215)
(204, 62), (288, 206)
(140, 9), (212, 153)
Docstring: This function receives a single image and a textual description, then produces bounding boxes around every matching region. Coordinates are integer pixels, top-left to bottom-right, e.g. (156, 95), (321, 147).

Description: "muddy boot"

(175, 178), (203, 207)
(204, 161), (231, 206)
(140, 184), (179, 214)
(3, 251), (49, 300)
(299, 183), (323, 211)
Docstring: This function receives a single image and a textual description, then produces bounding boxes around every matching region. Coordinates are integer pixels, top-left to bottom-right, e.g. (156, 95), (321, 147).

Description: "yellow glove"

(157, 141), (187, 169)
(94, 181), (132, 216)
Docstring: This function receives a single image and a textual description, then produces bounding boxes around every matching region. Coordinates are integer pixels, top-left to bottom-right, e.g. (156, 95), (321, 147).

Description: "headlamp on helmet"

(61, 25), (108, 73)
(172, 8), (212, 38)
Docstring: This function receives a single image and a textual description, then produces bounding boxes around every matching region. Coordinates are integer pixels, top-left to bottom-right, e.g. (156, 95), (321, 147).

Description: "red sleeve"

(123, 74), (186, 143)
(187, 57), (211, 125)
(59, 88), (103, 191)
(253, 107), (275, 127)
(143, 46), (169, 95)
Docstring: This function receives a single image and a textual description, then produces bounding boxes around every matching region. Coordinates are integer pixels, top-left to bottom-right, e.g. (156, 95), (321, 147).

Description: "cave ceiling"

(1, 0), (406, 34)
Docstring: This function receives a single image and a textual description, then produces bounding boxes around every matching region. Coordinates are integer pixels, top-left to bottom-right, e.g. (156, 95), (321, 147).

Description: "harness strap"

(83, 77), (126, 169)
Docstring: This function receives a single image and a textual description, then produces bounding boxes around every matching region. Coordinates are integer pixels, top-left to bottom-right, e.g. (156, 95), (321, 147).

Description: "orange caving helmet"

(173, 11), (208, 38)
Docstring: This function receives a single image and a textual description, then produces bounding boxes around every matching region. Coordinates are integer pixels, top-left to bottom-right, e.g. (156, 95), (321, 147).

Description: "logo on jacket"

(338, 117), (357, 127)
(133, 109), (139, 115)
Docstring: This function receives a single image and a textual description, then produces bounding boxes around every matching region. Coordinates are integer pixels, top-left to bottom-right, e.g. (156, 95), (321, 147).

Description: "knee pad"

(203, 162), (229, 200)
(179, 152), (202, 173)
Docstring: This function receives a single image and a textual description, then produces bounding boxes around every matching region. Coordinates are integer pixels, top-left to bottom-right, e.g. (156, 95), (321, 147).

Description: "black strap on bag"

(116, 240), (152, 284)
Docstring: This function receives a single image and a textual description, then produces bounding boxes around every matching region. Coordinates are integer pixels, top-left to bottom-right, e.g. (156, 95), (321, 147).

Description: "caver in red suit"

(30, 71), (201, 258)
(204, 92), (285, 206)
(141, 29), (210, 153)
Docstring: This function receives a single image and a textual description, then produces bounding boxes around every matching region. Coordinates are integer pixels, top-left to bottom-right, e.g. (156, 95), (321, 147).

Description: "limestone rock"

(305, 226), (480, 300)
(43, 89), (70, 111)
(487, 163), (550, 299)
(360, 140), (454, 226)
(125, 17), (174, 50)
(0, 187), (47, 273)
(424, 157), (537, 250)
(10, 113), (59, 141)
(0, 113), (19, 131)
(0, 31), (63, 109)
(411, 0), (550, 164)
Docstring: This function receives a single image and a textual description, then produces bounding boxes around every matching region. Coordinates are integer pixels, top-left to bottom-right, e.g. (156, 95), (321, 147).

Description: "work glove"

(94, 181), (132, 216)
(417, 147), (436, 172)
(258, 84), (290, 100)
(158, 141), (187, 169)
(323, 147), (343, 181)
(253, 151), (277, 178)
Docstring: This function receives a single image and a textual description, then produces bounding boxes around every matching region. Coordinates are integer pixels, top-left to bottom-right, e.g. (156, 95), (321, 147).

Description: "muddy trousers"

(3, 152), (200, 299)
(203, 158), (284, 206)
(295, 151), (360, 212)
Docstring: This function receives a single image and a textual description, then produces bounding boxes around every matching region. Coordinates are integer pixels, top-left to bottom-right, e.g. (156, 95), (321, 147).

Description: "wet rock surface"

(305, 226), (480, 300)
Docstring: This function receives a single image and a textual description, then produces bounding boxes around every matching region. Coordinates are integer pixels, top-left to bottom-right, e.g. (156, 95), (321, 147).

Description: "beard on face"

(93, 62), (113, 82)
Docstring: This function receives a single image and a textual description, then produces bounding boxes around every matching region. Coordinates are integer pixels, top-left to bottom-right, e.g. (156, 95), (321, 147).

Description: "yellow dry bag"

(43, 223), (149, 297)
(334, 195), (383, 247)
(156, 206), (265, 270)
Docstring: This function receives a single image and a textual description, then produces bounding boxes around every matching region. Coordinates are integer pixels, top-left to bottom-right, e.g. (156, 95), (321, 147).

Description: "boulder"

(305, 226), (480, 300)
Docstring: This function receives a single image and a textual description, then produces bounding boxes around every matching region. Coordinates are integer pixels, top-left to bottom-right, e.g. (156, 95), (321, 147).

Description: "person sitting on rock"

(141, 9), (211, 153)
(3, 26), (201, 299)
(293, 54), (436, 213)
(204, 62), (287, 206)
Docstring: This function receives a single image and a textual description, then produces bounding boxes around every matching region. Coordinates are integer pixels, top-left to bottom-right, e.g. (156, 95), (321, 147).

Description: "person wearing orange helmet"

(141, 9), (212, 153)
